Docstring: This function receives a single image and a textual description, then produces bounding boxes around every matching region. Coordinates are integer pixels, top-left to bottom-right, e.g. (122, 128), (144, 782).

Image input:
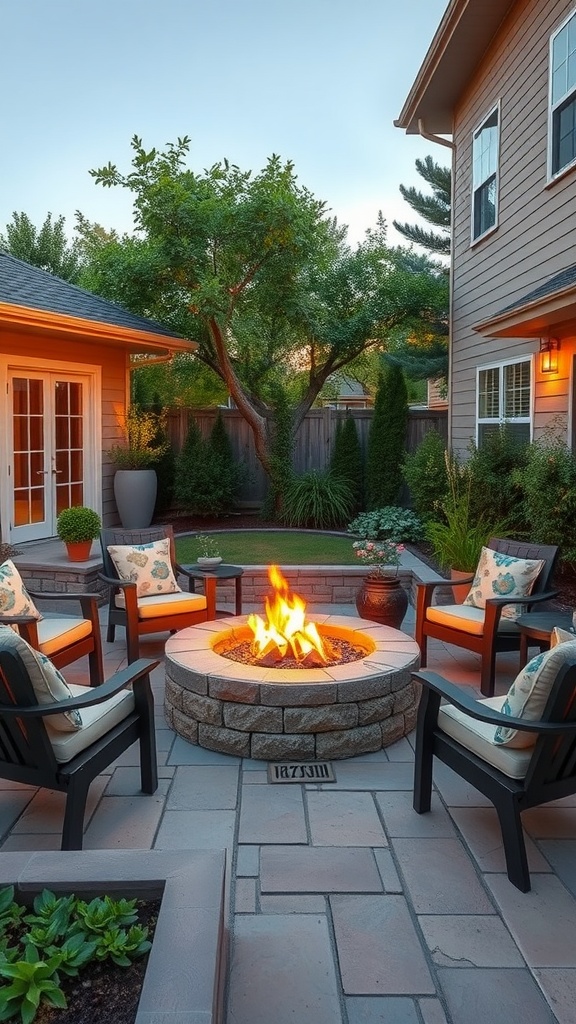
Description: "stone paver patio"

(2, 558), (576, 1023)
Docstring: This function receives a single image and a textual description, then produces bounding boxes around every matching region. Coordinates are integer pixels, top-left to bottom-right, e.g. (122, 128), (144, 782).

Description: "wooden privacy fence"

(166, 406), (448, 508)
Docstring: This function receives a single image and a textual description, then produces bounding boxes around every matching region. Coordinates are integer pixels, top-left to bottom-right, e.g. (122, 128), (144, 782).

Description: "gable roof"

(0, 250), (196, 353)
(395, 0), (517, 135)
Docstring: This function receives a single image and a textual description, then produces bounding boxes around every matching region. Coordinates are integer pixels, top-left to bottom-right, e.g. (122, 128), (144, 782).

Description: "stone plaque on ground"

(267, 761), (336, 783)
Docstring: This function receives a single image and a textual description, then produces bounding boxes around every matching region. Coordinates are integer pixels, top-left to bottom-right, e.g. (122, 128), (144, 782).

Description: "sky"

(2, 0), (449, 250)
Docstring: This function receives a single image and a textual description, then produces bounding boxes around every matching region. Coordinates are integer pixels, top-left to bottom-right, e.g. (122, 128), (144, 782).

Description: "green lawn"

(175, 530), (357, 565)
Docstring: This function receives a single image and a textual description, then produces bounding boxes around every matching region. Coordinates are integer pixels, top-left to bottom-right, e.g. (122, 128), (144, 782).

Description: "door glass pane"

(54, 381), (84, 511)
(12, 378), (45, 528)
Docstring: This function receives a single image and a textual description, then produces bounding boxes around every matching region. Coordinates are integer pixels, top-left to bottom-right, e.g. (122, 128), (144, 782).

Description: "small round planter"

(197, 556), (223, 568)
(64, 540), (93, 562)
(355, 574), (408, 629)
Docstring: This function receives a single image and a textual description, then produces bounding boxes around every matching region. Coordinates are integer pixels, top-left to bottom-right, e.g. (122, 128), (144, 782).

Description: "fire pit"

(164, 567), (420, 760)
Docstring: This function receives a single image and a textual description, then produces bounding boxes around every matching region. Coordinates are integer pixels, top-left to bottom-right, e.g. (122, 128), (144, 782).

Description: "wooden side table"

(516, 611), (573, 667)
(183, 563), (244, 617)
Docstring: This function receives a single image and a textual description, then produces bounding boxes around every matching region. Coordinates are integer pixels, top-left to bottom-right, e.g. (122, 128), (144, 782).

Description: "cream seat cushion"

(426, 604), (520, 636)
(48, 683), (135, 763)
(114, 590), (207, 618)
(36, 616), (93, 657)
(438, 696), (534, 780)
(463, 546), (544, 621)
(107, 539), (180, 597)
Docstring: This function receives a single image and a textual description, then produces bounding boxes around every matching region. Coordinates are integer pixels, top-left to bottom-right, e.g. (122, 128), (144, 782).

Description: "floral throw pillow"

(463, 547), (544, 621)
(493, 633), (576, 747)
(0, 625), (81, 731)
(107, 539), (180, 598)
(0, 560), (43, 621)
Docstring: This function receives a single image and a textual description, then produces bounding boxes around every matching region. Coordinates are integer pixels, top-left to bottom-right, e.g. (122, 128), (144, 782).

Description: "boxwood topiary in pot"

(56, 506), (102, 562)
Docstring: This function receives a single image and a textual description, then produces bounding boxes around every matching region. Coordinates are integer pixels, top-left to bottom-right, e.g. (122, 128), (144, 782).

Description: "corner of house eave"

(0, 301), (197, 352)
(394, 0), (465, 131)
(473, 284), (576, 338)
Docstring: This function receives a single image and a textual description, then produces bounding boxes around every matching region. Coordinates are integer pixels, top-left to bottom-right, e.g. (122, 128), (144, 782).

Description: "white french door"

(8, 371), (95, 543)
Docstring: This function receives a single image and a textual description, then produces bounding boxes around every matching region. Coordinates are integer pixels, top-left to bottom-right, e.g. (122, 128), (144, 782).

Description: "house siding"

(450, 0), (576, 455)
(0, 329), (127, 527)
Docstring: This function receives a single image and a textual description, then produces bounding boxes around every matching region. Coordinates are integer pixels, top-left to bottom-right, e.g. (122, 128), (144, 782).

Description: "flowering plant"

(196, 534), (221, 557)
(352, 538), (405, 577)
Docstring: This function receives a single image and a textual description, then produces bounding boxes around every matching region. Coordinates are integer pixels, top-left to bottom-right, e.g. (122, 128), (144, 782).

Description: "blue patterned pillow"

(463, 546), (544, 621)
(107, 539), (180, 597)
(493, 635), (576, 747)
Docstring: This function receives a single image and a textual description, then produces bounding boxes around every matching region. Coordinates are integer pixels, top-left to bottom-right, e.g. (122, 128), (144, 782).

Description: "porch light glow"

(539, 337), (559, 373)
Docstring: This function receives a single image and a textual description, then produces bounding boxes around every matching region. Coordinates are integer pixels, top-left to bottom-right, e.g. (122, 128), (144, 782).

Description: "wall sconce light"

(540, 337), (560, 373)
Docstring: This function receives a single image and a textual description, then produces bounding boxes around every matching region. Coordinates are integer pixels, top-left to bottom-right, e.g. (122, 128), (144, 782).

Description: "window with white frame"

(550, 9), (576, 177)
(477, 359), (531, 445)
(472, 106), (499, 240)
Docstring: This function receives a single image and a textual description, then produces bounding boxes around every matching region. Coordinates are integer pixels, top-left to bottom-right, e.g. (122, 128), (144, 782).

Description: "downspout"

(416, 120), (455, 449)
(417, 119), (455, 151)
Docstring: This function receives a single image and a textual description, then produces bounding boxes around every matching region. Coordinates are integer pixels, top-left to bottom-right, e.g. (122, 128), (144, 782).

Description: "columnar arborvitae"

(330, 413), (363, 512)
(365, 363), (408, 509)
(208, 411), (243, 511)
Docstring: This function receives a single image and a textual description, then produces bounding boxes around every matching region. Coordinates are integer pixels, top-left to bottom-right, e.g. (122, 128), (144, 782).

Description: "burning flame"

(247, 565), (336, 666)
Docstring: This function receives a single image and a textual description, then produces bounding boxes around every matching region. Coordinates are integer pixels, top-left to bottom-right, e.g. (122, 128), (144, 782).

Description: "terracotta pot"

(355, 575), (408, 629)
(450, 568), (473, 604)
(65, 540), (93, 562)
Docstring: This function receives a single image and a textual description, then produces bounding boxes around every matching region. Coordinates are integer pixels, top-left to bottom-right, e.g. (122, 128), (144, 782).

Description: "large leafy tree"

(0, 212), (84, 282)
(84, 136), (446, 506)
(392, 156), (451, 257)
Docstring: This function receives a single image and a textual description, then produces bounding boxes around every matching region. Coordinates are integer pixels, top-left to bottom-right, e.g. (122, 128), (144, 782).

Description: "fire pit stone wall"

(164, 615), (420, 760)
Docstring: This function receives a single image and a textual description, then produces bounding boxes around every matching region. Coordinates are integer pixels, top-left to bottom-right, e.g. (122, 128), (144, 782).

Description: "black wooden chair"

(413, 664), (576, 892)
(100, 525), (213, 663)
(415, 538), (559, 696)
(0, 628), (158, 850)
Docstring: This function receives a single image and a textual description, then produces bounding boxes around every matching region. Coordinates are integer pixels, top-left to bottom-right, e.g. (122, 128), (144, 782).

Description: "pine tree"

(365, 364), (408, 509)
(393, 156), (451, 257)
(330, 414), (363, 512)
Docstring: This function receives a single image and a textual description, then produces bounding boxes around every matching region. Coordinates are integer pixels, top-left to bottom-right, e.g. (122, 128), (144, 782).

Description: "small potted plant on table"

(56, 506), (102, 562)
(195, 534), (222, 568)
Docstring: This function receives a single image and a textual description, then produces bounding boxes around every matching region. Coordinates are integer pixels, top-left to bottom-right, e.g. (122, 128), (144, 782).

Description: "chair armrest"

(174, 561), (194, 578)
(2, 659), (159, 719)
(28, 590), (102, 602)
(98, 573), (136, 591)
(416, 577), (473, 625)
(413, 669), (576, 735)
(0, 614), (40, 625)
(484, 590), (559, 608)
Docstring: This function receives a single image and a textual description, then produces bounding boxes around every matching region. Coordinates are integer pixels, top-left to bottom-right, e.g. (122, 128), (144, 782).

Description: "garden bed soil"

(33, 899), (159, 1024)
(162, 513), (576, 612)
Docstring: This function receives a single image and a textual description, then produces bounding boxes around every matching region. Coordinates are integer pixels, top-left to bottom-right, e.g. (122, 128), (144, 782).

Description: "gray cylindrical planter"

(113, 470), (157, 529)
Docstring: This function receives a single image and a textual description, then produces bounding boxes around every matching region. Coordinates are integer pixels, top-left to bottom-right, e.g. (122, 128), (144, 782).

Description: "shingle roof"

(500, 264), (576, 314)
(0, 250), (182, 339)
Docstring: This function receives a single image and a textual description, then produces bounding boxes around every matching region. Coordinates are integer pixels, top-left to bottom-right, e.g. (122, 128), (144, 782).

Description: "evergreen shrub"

(366, 363), (408, 509)
(402, 428), (448, 521)
(330, 414), (364, 511)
